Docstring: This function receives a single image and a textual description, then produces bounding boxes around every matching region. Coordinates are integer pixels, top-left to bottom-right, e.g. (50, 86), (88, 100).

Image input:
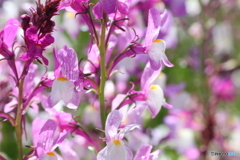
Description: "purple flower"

(0, 18), (20, 80)
(47, 46), (80, 109)
(93, 0), (131, 20)
(145, 8), (174, 70)
(163, 0), (187, 17)
(21, 27), (54, 65)
(133, 145), (162, 160)
(115, 63), (173, 118)
(97, 110), (141, 160)
(32, 118), (68, 159)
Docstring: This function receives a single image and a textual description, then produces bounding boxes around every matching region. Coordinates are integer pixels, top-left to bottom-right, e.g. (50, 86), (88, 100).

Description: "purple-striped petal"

(36, 119), (57, 156)
(145, 8), (162, 47)
(105, 110), (123, 142)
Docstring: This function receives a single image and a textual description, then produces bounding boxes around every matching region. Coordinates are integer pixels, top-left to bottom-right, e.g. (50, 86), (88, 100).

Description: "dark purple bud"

(40, 20), (55, 34)
(21, 14), (30, 30)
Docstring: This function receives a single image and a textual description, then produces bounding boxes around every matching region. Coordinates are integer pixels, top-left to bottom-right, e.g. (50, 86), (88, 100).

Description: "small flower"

(32, 118), (68, 160)
(145, 8), (173, 70)
(47, 46), (80, 109)
(133, 145), (162, 160)
(21, 26), (54, 65)
(97, 110), (141, 160)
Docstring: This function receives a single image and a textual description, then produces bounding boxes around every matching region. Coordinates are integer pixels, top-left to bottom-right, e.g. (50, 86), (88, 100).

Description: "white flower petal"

(147, 85), (164, 118)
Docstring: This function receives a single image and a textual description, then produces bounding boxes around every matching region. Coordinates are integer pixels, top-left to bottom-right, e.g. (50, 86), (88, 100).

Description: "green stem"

(16, 78), (24, 160)
(98, 13), (107, 129)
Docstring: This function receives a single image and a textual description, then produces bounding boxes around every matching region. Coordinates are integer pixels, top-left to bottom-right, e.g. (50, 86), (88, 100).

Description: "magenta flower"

(145, 8), (174, 70)
(93, 0), (131, 20)
(47, 46), (80, 109)
(21, 26), (54, 65)
(0, 18), (19, 58)
(32, 118), (68, 159)
(97, 110), (141, 160)
(134, 145), (162, 160)
(0, 18), (20, 80)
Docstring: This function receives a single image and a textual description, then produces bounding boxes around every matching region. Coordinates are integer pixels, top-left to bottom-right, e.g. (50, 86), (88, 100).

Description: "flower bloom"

(97, 110), (141, 160)
(21, 26), (54, 65)
(32, 118), (68, 160)
(47, 46), (80, 109)
(114, 62), (173, 118)
(134, 145), (162, 160)
(145, 8), (174, 70)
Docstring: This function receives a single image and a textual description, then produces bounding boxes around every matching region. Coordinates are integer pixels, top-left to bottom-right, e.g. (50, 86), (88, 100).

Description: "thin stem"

(16, 78), (24, 160)
(98, 13), (107, 129)
(87, 11), (99, 45)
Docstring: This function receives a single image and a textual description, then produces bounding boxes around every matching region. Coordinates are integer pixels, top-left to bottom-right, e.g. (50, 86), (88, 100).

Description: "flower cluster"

(0, 0), (239, 160)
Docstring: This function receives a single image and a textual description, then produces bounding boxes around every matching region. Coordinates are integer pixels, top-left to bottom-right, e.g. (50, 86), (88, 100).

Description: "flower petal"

(104, 141), (133, 160)
(147, 85), (164, 118)
(3, 18), (19, 48)
(141, 62), (162, 91)
(37, 119), (57, 155)
(105, 110), (123, 142)
(97, 146), (108, 160)
(56, 46), (79, 81)
(145, 8), (162, 47)
(118, 124), (141, 140)
(47, 78), (75, 108)
(148, 40), (166, 70)
(134, 145), (152, 160)
(93, 2), (103, 20)
(100, 0), (118, 14)
(148, 150), (162, 160)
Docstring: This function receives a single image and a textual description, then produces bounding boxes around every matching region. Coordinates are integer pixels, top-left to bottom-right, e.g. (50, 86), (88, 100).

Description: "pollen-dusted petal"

(57, 77), (68, 81)
(153, 39), (162, 43)
(46, 152), (56, 156)
(147, 85), (164, 118)
(150, 85), (159, 90)
(113, 140), (121, 145)
(39, 152), (58, 160)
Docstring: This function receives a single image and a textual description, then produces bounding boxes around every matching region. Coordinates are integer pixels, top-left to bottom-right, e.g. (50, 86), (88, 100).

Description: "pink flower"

(47, 46), (80, 109)
(97, 110), (141, 160)
(134, 145), (162, 160)
(145, 8), (174, 70)
(114, 62), (173, 118)
(32, 118), (68, 159)
(21, 27), (54, 65)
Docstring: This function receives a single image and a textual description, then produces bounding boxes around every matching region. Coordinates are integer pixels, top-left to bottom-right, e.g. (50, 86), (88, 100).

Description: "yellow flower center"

(57, 77), (68, 81)
(46, 152), (56, 156)
(150, 85), (159, 90)
(67, 11), (75, 18)
(153, 39), (162, 43)
(113, 140), (121, 145)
